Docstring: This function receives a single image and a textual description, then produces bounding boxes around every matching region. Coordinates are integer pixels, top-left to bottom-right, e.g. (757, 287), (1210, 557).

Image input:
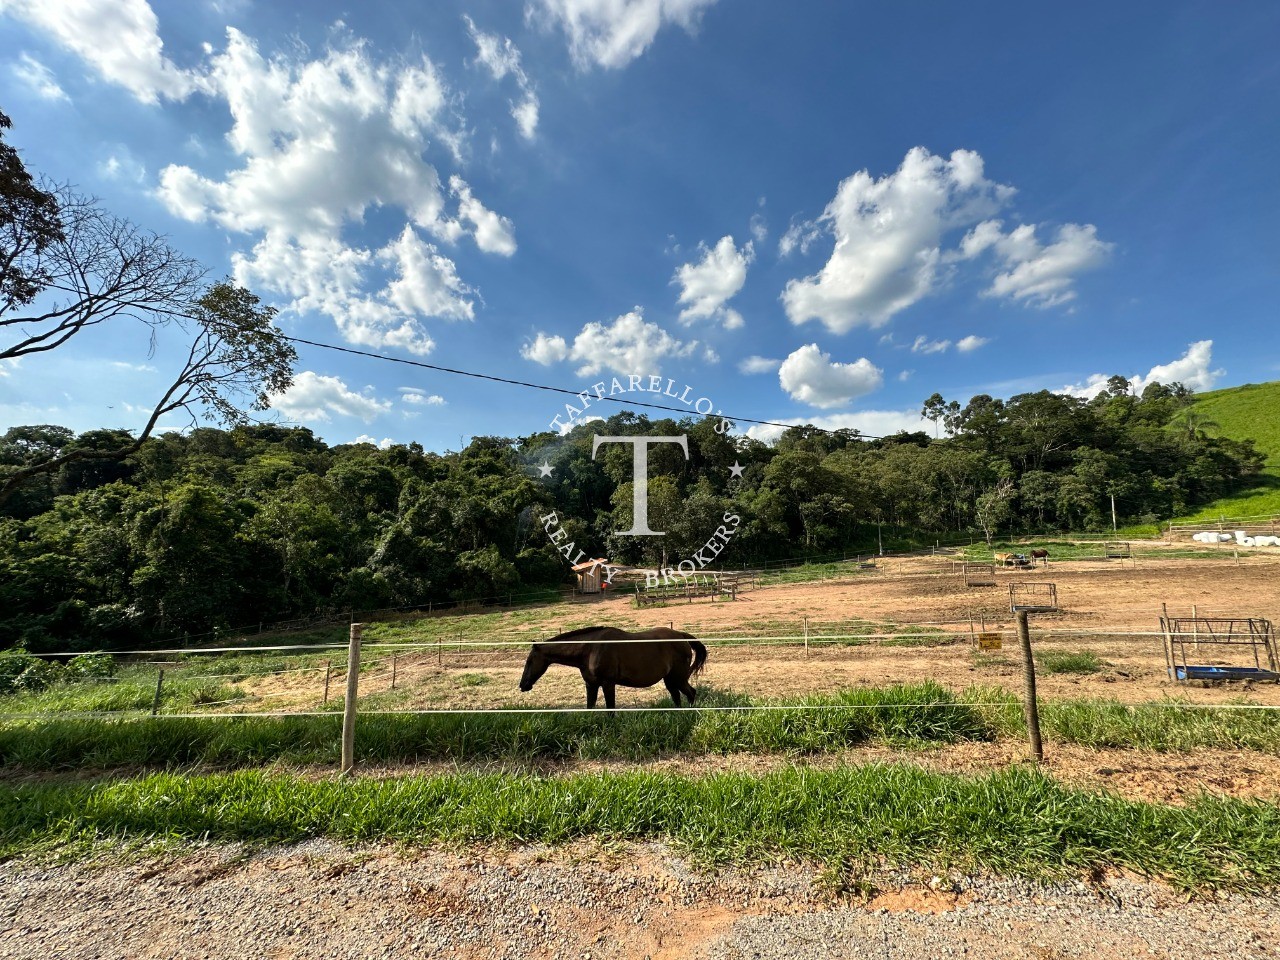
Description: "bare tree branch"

(0, 280), (296, 506)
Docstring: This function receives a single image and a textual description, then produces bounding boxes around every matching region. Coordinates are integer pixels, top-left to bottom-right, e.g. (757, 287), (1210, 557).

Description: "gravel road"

(1, 841), (1275, 960)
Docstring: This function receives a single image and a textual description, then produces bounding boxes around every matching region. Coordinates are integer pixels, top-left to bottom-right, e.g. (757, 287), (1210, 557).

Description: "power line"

(282, 334), (900, 439)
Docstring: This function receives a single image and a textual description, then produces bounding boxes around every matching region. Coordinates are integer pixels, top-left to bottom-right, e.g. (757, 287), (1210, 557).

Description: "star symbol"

(728, 461), (745, 479)
(537, 461), (554, 478)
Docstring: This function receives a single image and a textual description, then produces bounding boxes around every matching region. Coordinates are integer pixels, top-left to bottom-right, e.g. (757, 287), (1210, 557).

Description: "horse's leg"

(663, 675), (683, 707)
(681, 680), (697, 704)
(602, 683), (616, 710)
(581, 668), (598, 709)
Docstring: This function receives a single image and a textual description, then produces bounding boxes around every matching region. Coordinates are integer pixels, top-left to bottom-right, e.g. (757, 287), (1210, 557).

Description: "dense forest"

(0, 378), (1262, 651)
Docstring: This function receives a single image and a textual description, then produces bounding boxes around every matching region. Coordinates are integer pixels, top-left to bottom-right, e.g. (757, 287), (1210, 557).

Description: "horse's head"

(519, 645), (551, 692)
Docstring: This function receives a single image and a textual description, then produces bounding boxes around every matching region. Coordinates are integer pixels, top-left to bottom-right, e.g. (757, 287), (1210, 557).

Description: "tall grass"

(0, 668), (243, 714)
(967, 688), (1280, 752)
(0, 684), (991, 771)
(2, 685), (1279, 773)
(1, 766), (1277, 890)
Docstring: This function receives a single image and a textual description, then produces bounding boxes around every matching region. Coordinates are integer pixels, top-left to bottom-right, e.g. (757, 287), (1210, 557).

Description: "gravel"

(0, 842), (1276, 960)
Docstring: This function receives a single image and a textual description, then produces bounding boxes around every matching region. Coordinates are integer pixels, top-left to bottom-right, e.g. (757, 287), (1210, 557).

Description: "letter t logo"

(591, 435), (689, 535)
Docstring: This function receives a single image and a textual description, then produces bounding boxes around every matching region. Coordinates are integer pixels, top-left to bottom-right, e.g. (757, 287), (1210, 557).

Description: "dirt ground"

(242, 551), (1280, 711)
(3, 841), (1277, 960)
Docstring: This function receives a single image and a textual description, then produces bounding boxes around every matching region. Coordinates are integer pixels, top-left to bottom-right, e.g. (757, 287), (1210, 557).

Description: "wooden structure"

(1159, 609), (1279, 683)
(572, 558), (611, 594)
(1009, 581), (1058, 613)
(962, 563), (997, 587)
(1104, 541), (1132, 559)
(716, 571), (759, 599)
(635, 575), (724, 607)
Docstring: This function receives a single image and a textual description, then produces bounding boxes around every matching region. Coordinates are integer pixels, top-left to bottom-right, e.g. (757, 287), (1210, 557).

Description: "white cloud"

(449, 176), (517, 256)
(10, 53), (68, 101)
(781, 148), (1015, 333)
(673, 235), (753, 328)
(521, 332), (570, 366)
(270, 371), (392, 423)
(897, 369), (913, 381)
(778, 220), (820, 258)
(745, 408), (930, 444)
(352, 435), (395, 449)
(109, 361), (158, 372)
(0, 0), (207, 103)
(780, 147), (1112, 332)
(400, 389), (446, 406)
(749, 212), (767, 243)
(522, 308), (697, 376)
(531, 0), (718, 70)
(961, 220), (1112, 308)
(738, 355), (779, 375)
(98, 147), (146, 183)
(465, 15), (539, 139)
(157, 28), (512, 355)
(910, 335), (951, 355)
(777, 344), (883, 409)
(1059, 340), (1223, 399)
(956, 335), (989, 353)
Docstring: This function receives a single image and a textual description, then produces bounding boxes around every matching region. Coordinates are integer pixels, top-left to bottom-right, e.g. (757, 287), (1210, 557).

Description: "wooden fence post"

(391, 654), (398, 691)
(1015, 611), (1043, 762)
(322, 659), (332, 705)
(151, 669), (164, 716)
(341, 623), (362, 775)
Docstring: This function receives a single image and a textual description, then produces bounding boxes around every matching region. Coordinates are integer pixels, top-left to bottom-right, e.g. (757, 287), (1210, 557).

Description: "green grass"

(970, 689), (1280, 752)
(0, 666), (244, 714)
(1172, 380), (1280, 523)
(960, 539), (1226, 562)
(4, 684), (1280, 772)
(0, 684), (992, 770)
(1035, 651), (1105, 675)
(1, 766), (1277, 891)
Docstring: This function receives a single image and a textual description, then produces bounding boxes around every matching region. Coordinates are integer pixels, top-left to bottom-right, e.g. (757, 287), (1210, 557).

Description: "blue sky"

(2, 1), (1277, 449)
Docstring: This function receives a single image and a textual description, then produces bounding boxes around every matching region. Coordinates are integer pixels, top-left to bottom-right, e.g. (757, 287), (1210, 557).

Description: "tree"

(1, 185), (203, 361)
(921, 393), (947, 438)
(975, 477), (1015, 546)
(0, 109), (63, 313)
(0, 112), (296, 508)
(0, 281), (295, 506)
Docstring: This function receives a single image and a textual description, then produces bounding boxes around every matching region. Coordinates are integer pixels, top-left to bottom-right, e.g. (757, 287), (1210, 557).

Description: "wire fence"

(60, 529), (1274, 655)
(4, 621), (1278, 721)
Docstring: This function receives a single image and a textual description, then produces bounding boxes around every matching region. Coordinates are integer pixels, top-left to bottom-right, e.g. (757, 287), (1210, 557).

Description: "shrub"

(63, 653), (117, 682)
(0, 650), (61, 695)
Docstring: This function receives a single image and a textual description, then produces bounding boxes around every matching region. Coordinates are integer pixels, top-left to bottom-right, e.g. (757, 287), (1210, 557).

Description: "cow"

(994, 552), (1030, 568)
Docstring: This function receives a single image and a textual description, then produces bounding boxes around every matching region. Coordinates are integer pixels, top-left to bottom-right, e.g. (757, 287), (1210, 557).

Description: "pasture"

(3, 540), (1280, 896)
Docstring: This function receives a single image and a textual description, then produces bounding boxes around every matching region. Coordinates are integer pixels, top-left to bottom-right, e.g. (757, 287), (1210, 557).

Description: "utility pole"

(1111, 494), (1118, 533)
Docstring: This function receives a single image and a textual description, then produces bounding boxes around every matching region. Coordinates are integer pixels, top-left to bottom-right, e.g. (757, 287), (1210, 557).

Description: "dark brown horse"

(518, 626), (708, 709)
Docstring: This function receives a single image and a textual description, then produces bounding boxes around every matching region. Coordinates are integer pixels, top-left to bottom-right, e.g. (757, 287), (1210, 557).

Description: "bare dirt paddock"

(245, 552), (1280, 711)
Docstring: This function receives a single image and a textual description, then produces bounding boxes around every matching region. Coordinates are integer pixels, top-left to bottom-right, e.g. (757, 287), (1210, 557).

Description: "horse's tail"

(688, 640), (708, 677)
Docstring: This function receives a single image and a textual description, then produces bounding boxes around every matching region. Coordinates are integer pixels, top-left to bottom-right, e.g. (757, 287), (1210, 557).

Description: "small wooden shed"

(572, 558), (611, 594)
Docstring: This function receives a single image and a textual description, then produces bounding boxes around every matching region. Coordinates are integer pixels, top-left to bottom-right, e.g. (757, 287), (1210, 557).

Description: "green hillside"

(1171, 380), (1280, 522)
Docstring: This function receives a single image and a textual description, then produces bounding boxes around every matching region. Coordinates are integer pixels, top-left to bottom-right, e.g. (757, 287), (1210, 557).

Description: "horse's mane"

(547, 625), (611, 642)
